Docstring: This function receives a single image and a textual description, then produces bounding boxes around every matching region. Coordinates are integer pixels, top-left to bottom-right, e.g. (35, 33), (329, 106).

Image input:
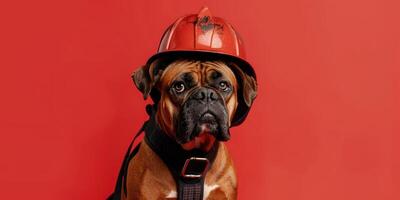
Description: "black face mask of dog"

(176, 84), (230, 143)
(132, 59), (257, 151)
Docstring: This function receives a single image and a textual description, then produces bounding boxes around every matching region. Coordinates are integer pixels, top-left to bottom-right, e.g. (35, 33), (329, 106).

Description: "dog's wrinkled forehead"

(158, 59), (237, 91)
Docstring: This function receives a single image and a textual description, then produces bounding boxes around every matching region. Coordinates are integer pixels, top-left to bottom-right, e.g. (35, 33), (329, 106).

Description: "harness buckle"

(181, 157), (209, 179)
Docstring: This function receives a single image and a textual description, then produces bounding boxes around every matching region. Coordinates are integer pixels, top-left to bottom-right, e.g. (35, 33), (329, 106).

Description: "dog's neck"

(144, 103), (219, 179)
(144, 115), (219, 178)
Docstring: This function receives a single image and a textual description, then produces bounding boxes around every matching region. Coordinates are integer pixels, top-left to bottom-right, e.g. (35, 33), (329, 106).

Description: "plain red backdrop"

(0, 0), (399, 199)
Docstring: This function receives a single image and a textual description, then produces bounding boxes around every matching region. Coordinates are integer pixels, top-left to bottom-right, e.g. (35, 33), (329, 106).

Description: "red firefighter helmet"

(146, 7), (256, 126)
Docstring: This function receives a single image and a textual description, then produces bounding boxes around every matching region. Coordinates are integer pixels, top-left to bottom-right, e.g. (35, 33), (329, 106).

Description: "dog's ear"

(230, 63), (258, 107)
(132, 62), (163, 100)
(240, 71), (257, 107)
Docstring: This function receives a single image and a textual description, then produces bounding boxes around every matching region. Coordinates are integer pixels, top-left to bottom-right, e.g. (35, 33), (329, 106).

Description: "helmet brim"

(146, 50), (256, 80)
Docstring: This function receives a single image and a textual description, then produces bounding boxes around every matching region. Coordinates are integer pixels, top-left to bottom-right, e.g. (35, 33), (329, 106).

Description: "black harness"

(108, 104), (218, 200)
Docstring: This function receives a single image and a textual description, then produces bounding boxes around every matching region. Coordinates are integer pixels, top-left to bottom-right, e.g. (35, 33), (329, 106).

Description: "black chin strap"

(108, 104), (219, 200)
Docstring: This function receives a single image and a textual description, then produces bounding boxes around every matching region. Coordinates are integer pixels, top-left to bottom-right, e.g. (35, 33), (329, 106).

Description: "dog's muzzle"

(176, 87), (230, 144)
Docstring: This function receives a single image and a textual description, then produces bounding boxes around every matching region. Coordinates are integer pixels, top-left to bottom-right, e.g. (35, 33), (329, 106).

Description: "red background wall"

(0, 0), (399, 199)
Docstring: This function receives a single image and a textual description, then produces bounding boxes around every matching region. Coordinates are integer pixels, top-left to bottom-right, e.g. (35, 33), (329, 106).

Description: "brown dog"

(115, 58), (256, 200)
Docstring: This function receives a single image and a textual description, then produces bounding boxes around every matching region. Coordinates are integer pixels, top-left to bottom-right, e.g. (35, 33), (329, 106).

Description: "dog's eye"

(172, 82), (185, 93)
(219, 81), (230, 91)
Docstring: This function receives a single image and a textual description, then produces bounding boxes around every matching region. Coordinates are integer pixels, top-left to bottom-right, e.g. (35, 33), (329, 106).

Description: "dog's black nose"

(191, 87), (218, 102)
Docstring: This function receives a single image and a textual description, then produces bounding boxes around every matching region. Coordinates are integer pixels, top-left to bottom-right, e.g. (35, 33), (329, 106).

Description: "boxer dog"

(119, 58), (257, 199)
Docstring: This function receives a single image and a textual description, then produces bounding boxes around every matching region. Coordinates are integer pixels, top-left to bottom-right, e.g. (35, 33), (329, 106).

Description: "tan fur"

(124, 60), (239, 199)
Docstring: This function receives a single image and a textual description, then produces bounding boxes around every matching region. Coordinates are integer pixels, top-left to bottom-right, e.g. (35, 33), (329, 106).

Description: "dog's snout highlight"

(191, 87), (218, 102)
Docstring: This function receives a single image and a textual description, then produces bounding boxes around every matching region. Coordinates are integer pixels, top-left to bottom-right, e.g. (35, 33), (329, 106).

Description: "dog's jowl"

(109, 7), (257, 200)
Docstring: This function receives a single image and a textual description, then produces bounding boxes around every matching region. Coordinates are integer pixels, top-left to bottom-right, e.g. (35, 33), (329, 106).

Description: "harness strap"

(109, 104), (218, 200)
(178, 179), (205, 200)
(144, 104), (219, 200)
(107, 105), (152, 200)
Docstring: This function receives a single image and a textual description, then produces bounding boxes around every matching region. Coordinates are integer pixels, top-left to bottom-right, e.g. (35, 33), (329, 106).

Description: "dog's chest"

(125, 141), (236, 199)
